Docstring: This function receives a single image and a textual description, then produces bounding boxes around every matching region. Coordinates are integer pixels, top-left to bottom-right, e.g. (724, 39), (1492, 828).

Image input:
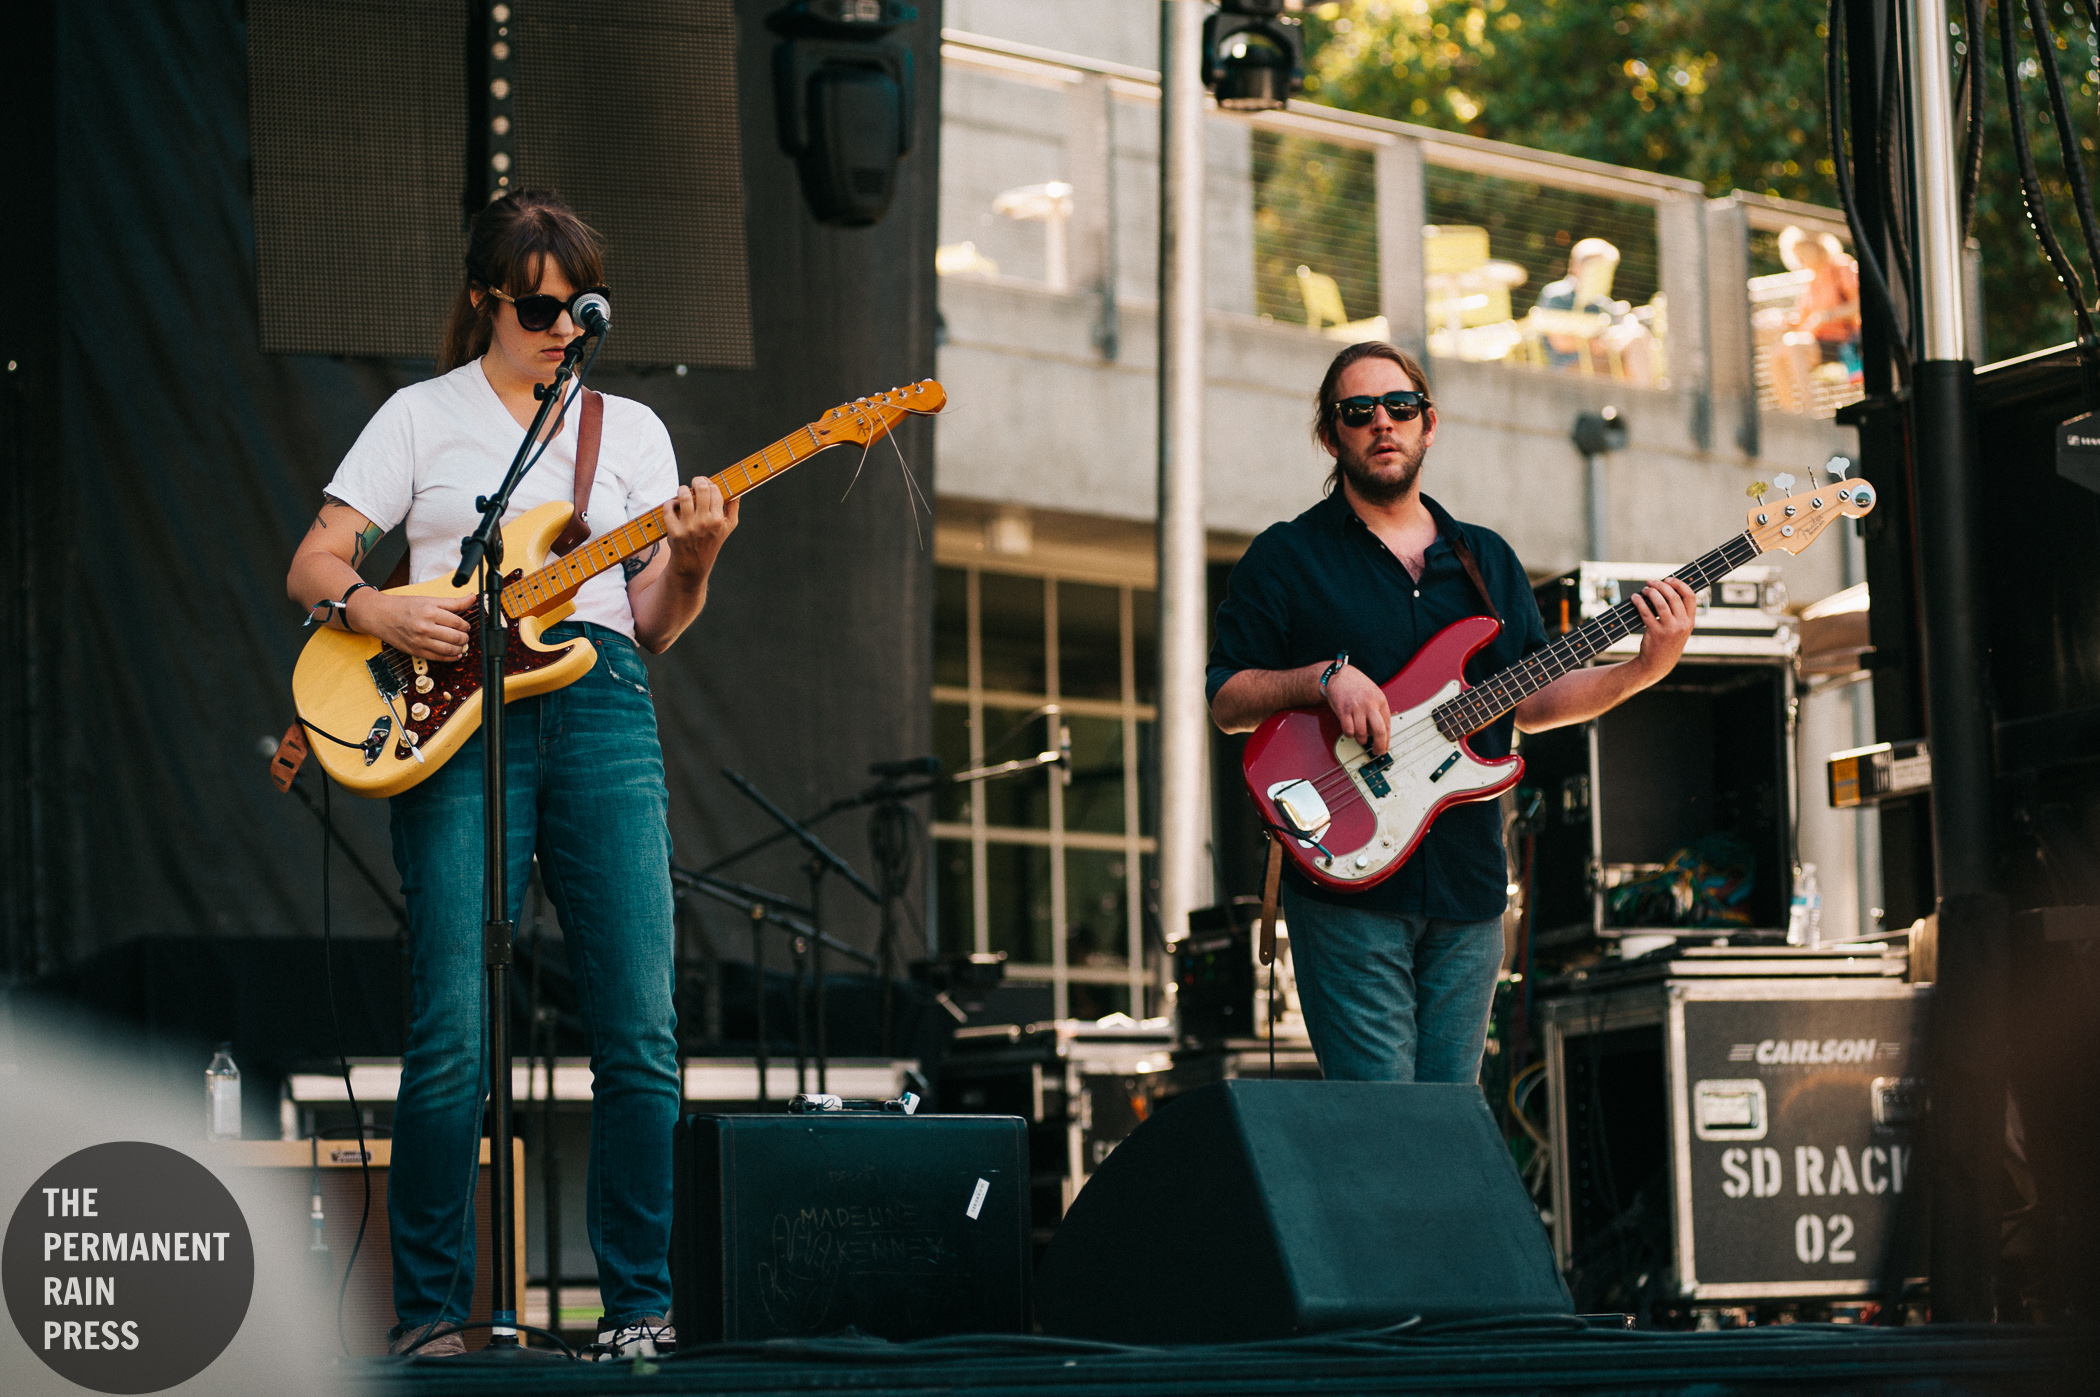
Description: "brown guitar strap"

(1256, 835), (1283, 966)
(552, 388), (604, 556)
(378, 388), (604, 584)
(1444, 527), (1502, 624)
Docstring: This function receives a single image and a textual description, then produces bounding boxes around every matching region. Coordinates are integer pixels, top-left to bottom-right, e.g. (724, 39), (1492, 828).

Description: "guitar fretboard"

(1432, 531), (1763, 739)
(500, 424), (833, 618)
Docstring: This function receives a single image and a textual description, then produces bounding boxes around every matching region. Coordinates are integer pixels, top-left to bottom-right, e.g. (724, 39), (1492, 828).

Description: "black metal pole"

(809, 866), (827, 1093)
(478, 531), (519, 1345)
(1900, 0), (2005, 1321)
(751, 907), (768, 1106)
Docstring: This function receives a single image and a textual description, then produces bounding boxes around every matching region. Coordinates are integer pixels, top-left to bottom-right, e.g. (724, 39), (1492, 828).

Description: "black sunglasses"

(486, 284), (609, 334)
(1335, 391), (1429, 427)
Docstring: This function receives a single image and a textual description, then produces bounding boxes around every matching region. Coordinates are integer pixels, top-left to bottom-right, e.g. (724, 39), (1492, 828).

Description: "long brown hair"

(1312, 340), (1435, 496)
(437, 191), (607, 372)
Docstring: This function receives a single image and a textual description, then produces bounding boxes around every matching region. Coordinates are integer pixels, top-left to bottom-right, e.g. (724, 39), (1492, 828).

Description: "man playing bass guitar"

(1207, 341), (1697, 1085)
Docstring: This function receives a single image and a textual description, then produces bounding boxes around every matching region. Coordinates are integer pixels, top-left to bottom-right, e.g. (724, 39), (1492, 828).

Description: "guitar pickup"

(1428, 750), (1461, 783)
(1358, 753), (1393, 798)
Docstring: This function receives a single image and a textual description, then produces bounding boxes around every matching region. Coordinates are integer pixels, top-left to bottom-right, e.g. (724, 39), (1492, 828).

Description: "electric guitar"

(1241, 476), (1878, 891)
(293, 379), (946, 797)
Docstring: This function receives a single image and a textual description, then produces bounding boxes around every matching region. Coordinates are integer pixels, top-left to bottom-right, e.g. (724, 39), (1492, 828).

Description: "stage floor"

(350, 1320), (2093, 1396)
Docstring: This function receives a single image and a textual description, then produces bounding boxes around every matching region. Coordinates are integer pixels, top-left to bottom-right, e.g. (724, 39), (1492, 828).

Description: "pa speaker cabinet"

(671, 1113), (1029, 1342)
(1035, 1080), (1570, 1341)
(209, 1138), (523, 1353)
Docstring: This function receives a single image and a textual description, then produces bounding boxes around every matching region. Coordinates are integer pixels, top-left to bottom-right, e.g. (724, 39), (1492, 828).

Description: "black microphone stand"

(451, 321), (608, 1353)
(667, 865), (876, 1104)
(720, 769), (882, 1094)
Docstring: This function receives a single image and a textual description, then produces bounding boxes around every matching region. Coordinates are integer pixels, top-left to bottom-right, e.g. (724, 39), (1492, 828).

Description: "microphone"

(571, 290), (611, 336)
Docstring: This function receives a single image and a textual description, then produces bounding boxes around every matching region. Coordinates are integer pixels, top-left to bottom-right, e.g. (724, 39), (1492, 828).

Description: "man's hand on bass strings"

(1630, 576), (1699, 679)
(1324, 665), (1393, 756)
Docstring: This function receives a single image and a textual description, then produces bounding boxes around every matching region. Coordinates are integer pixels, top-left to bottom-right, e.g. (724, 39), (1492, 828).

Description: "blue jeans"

(1282, 882), (1505, 1083)
(386, 623), (678, 1333)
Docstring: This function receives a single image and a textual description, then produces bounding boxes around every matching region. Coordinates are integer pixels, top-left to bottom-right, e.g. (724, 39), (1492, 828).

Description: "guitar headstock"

(1746, 478), (1876, 555)
(811, 380), (948, 447)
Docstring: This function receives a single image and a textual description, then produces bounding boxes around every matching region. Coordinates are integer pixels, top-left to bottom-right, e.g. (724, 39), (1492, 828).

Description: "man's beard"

(1338, 434), (1427, 505)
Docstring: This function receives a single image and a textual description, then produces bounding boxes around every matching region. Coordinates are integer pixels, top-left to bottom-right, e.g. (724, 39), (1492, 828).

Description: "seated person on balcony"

(1206, 342), (1696, 1084)
(1533, 238), (1622, 368)
(1781, 226), (1862, 373)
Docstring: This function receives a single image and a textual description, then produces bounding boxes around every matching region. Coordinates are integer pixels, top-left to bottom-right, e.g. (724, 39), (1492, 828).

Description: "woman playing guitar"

(285, 191), (733, 1358)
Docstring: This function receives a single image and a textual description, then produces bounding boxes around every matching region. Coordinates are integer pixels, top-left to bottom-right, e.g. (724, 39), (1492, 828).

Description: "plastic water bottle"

(1786, 864), (1823, 947)
(206, 1043), (242, 1141)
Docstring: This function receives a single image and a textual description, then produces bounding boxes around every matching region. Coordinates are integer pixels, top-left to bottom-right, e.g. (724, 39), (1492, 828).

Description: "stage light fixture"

(1203, 0), (1305, 113)
(768, 0), (919, 228)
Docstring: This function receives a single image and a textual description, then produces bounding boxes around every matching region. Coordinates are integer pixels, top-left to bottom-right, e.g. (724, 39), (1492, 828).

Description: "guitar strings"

(1284, 532), (1765, 817)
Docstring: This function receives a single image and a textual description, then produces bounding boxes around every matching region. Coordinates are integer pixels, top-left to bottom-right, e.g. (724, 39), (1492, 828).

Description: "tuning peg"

(1747, 480), (1769, 503)
(1772, 472), (1796, 493)
(1826, 455), (1851, 480)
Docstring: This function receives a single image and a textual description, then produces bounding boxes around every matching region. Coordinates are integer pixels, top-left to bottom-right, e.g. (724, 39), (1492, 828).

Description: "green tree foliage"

(1296, 0), (2100, 360)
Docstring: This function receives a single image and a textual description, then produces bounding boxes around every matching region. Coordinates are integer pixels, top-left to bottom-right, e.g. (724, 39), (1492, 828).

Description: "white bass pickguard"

(1322, 680), (1509, 882)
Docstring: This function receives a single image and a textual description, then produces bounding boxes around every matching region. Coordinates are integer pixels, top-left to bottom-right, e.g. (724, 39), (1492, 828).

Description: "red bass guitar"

(1240, 479), (1877, 891)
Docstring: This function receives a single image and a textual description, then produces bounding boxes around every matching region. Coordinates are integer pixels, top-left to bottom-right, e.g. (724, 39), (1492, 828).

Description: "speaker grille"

(247, 1), (752, 367)
(248, 0), (467, 360)
(514, 0), (753, 369)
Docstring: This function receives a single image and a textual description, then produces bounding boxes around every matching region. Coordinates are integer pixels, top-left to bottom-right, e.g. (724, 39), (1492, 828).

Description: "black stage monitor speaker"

(671, 1112), (1030, 1343)
(1035, 1080), (1571, 1342)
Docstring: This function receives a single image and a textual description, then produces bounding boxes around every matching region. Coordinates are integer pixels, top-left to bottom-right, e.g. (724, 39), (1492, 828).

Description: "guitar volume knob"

(410, 702), (430, 721)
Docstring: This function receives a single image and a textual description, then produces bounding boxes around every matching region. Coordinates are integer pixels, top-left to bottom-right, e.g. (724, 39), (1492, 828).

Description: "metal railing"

(938, 28), (1861, 419)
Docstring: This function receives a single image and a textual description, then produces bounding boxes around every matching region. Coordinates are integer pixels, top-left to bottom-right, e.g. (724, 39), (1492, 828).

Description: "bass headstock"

(1746, 477), (1876, 555)
(811, 380), (948, 447)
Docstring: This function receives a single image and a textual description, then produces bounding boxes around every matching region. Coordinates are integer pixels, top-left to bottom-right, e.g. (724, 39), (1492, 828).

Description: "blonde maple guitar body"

(293, 503), (594, 797)
(292, 379), (946, 798)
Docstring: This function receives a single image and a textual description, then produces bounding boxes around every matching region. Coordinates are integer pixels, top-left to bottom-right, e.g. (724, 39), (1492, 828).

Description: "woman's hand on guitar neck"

(346, 590), (475, 663)
(1325, 665), (1393, 757)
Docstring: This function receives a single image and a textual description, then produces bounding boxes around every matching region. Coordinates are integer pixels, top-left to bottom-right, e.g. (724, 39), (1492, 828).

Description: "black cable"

(320, 776), (374, 1356)
(394, 1318), (578, 1359)
(300, 716), (375, 751)
(1961, 0), (1987, 239)
(1827, 0), (1915, 372)
(1879, 12), (1917, 300)
(2023, 0), (2100, 286)
(1999, 0), (2100, 342)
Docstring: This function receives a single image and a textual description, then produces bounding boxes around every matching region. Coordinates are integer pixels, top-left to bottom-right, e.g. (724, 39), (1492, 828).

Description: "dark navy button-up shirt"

(1207, 491), (1548, 920)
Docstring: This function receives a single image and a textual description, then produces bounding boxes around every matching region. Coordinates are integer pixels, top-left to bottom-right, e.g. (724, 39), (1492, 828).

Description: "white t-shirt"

(325, 360), (679, 638)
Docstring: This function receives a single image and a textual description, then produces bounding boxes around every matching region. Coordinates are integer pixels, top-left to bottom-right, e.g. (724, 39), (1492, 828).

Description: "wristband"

(1318, 652), (1349, 695)
(337, 582), (372, 633)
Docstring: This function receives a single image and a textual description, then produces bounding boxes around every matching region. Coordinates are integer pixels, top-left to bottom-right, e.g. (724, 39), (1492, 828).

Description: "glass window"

(1132, 588), (1158, 704)
(1068, 983), (1131, 1021)
(935, 838), (975, 955)
(1063, 716), (1125, 834)
(979, 703), (1053, 830)
(934, 565), (969, 688)
(978, 572), (1046, 694)
(931, 563), (1158, 1013)
(1065, 848), (1130, 971)
(1136, 719), (1157, 838)
(933, 702), (973, 823)
(1057, 581), (1123, 700)
(985, 843), (1052, 964)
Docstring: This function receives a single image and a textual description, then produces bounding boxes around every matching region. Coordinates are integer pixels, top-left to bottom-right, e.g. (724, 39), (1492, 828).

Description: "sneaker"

(592, 1315), (674, 1360)
(387, 1321), (466, 1357)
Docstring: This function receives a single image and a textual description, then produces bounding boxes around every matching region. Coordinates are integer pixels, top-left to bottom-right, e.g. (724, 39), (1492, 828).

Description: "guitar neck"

(500, 422), (833, 618)
(1433, 531), (1764, 738)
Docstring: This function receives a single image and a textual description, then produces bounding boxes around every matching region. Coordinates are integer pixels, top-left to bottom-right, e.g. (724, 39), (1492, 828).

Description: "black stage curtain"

(2, 1), (939, 1005)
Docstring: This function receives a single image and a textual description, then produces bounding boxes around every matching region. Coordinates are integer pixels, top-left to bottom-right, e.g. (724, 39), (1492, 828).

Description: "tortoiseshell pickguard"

(377, 579), (577, 761)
